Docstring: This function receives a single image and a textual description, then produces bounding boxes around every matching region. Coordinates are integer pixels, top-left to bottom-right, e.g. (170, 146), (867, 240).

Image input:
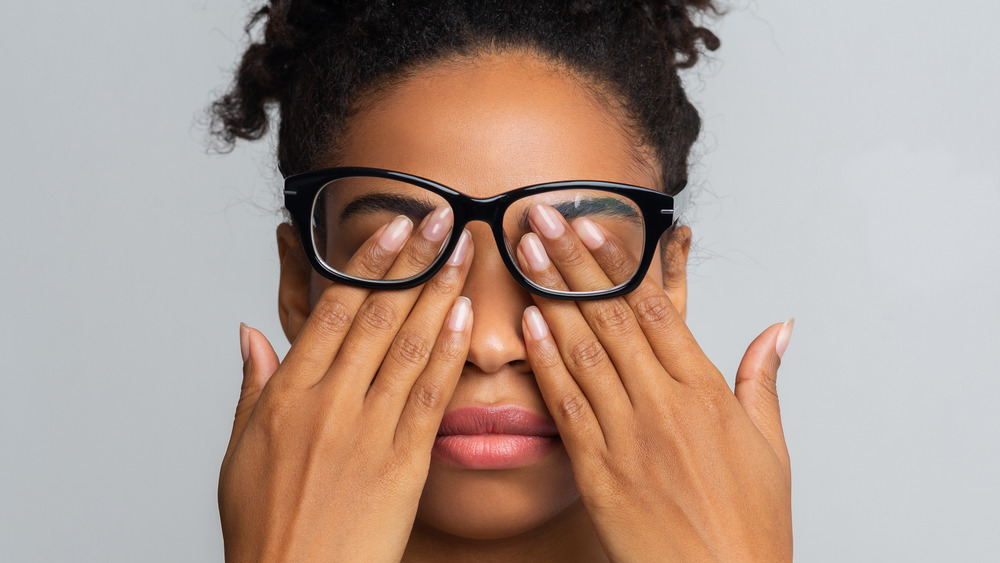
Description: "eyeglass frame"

(283, 166), (689, 301)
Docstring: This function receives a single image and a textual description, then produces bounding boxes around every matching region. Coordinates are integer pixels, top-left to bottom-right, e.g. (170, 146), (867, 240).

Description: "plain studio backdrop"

(2, 1), (997, 561)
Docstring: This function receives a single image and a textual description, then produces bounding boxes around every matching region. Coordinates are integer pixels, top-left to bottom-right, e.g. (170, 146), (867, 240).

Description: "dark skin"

(221, 51), (793, 562)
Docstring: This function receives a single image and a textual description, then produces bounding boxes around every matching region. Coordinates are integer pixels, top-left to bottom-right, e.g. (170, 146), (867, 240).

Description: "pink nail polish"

(421, 206), (453, 242)
(530, 205), (565, 239)
(447, 230), (471, 265)
(239, 322), (250, 363)
(776, 318), (795, 359)
(448, 297), (472, 331)
(520, 233), (550, 270)
(523, 306), (549, 340)
(573, 218), (605, 250)
(379, 215), (412, 252)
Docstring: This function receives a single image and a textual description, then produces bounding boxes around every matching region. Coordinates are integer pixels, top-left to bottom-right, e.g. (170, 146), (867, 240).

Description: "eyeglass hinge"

(284, 190), (297, 196)
(660, 209), (673, 214)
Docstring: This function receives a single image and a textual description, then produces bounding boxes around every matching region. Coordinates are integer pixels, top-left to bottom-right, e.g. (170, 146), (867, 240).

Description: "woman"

(210, 1), (793, 560)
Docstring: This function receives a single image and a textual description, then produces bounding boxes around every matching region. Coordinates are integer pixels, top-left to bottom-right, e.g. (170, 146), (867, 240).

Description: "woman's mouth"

(433, 405), (561, 470)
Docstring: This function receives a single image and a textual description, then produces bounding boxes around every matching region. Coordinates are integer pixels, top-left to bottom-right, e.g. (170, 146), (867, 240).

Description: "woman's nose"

(460, 222), (533, 374)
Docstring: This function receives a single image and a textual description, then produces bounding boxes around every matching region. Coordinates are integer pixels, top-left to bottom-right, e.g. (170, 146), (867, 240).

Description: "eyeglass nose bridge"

(447, 191), (510, 224)
(440, 192), (537, 288)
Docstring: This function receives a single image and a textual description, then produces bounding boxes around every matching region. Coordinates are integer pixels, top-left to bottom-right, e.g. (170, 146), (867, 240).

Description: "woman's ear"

(276, 223), (312, 344)
(661, 225), (692, 321)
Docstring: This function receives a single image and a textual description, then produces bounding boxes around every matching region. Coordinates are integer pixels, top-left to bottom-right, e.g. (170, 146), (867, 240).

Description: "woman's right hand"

(219, 210), (474, 562)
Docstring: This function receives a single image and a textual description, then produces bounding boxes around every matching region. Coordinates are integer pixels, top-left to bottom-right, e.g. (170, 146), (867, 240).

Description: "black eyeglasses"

(284, 167), (688, 301)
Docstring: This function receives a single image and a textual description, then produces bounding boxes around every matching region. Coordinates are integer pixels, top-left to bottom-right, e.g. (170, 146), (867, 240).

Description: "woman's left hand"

(515, 206), (793, 562)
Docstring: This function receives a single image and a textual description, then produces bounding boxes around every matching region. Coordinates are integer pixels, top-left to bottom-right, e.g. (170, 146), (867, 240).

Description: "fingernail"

(447, 229), (471, 265)
(448, 296), (472, 331)
(523, 306), (549, 340)
(776, 318), (795, 359)
(379, 215), (412, 252)
(239, 322), (251, 363)
(421, 206), (453, 242)
(573, 218), (605, 250)
(520, 233), (550, 270)
(529, 205), (565, 239)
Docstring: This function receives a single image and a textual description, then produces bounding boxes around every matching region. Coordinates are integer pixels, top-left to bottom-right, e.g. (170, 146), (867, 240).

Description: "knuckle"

(410, 380), (446, 413)
(566, 338), (607, 372)
(588, 301), (633, 334)
(601, 244), (634, 280)
(553, 238), (589, 268)
(633, 294), (675, 328)
(531, 339), (563, 369)
(753, 365), (781, 401)
(435, 331), (468, 363)
(356, 299), (399, 332)
(353, 241), (398, 279)
(559, 393), (590, 423)
(404, 237), (442, 269)
(390, 331), (433, 367)
(254, 389), (295, 435)
(426, 265), (462, 294)
(311, 294), (354, 335)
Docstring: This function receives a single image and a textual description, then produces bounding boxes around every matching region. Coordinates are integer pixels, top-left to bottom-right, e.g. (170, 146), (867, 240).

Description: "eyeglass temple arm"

(665, 183), (690, 224)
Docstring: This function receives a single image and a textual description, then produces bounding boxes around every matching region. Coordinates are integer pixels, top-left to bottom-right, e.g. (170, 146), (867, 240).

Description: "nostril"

(507, 359), (533, 374)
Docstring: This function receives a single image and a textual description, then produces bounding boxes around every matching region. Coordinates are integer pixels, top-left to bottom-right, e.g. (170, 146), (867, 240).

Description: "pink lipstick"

(433, 406), (560, 470)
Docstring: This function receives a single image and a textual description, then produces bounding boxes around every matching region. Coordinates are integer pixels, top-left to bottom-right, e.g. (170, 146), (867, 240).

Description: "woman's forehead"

(330, 52), (659, 198)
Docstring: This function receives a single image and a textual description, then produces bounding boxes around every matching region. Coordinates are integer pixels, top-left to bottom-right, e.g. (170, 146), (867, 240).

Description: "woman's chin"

(414, 453), (580, 540)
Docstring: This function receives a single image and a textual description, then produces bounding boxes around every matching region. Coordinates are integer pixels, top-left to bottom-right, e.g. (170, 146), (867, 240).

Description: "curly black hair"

(210, 0), (719, 196)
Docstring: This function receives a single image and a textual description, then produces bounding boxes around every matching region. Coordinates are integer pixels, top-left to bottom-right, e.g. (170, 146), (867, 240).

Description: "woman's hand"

(220, 210), (474, 562)
(516, 205), (793, 562)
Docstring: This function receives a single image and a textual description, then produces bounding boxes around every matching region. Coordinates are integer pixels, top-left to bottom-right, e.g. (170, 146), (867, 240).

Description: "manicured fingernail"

(379, 215), (412, 252)
(448, 296), (472, 331)
(421, 206), (453, 242)
(529, 205), (565, 239)
(447, 229), (471, 265)
(523, 306), (549, 340)
(520, 233), (550, 270)
(573, 218), (605, 250)
(776, 318), (795, 359)
(239, 322), (251, 363)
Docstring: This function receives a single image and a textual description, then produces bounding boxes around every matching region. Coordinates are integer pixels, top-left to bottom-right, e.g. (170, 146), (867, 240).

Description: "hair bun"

(211, 0), (719, 185)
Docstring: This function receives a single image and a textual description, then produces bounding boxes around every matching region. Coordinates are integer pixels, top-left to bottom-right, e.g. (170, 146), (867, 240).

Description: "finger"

(272, 215), (414, 389)
(522, 306), (607, 458)
(570, 218), (643, 286)
(518, 227), (650, 400)
(621, 276), (713, 385)
(366, 230), (473, 413)
(224, 324), (280, 465)
(548, 218), (678, 402)
(735, 320), (793, 478)
(516, 247), (632, 440)
(527, 204), (614, 292)
(392, 296), (473, 458)
(381, 206), (454, 282)
(324, 213), (460, 398)
(554, 218), (716, 390)
(515, 232), (570, 292)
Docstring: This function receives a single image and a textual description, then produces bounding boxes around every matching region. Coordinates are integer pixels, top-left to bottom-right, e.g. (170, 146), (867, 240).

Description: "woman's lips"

(433, 406), (560, 470)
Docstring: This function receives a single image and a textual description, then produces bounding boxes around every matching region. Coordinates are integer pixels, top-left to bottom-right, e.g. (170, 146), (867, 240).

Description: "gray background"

(2, 1), (997, 561)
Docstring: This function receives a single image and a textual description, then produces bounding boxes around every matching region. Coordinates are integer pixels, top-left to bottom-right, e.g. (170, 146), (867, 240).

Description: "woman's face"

(277, 51), (688, 541)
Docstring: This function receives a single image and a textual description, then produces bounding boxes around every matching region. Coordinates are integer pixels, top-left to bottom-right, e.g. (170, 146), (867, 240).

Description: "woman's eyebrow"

(338, 192), (437, 224)
(515, 197), (641, 231)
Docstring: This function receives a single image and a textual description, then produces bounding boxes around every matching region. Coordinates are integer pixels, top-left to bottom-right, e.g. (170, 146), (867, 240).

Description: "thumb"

(734, 318), (794, 477)
(224, 323), (280, 463)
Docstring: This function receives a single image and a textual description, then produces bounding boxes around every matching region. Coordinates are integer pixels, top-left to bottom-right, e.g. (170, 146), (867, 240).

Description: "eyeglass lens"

(310, 176), (645, 294)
